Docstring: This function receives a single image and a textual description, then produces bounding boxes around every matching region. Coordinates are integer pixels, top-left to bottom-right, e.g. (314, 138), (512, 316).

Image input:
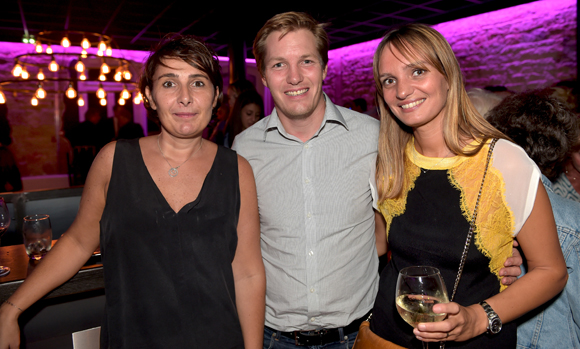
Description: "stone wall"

(324, 0), (577, 110)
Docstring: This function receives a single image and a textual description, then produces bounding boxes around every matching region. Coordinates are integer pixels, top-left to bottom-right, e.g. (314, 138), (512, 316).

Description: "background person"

(227, 90), (264, 147)
(370, 24), (566, 348)
(113, 104), (144, 140)
(0, 35), (265, 349)
(0, 104), (22, 192)
(486, 90), (580, 349)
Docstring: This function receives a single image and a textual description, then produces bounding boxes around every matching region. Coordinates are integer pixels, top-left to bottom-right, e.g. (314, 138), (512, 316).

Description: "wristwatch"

(479, 300), (502, 334)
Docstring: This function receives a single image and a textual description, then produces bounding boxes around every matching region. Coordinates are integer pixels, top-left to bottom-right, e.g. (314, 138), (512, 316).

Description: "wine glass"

(396, 266), (449, 349)
(22, 214), (52, 260)
(0, 197), (11, 276)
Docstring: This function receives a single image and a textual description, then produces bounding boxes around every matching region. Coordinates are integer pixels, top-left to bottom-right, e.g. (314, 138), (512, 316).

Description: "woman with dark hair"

(370, 24), (567, 348)
(486, 90), (580, 349)
(227, 90), (264, 147)
(0, 35), (265, 349)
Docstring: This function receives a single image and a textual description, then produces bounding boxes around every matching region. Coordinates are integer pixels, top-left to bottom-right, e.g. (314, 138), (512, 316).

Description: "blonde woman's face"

(378, 45), (449, 132)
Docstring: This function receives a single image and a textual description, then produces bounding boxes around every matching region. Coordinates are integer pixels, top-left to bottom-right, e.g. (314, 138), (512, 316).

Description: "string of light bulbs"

(1, 31), (143, 108)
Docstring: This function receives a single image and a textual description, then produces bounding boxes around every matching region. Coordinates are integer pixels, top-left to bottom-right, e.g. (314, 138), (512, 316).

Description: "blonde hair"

(373, 24), (506, 200)
(253, 12), (329, 77)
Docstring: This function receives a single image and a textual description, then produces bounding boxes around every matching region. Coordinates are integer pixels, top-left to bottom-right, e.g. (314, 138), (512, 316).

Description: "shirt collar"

(262, 93), (349, 142)
(541, 174), (553, 191)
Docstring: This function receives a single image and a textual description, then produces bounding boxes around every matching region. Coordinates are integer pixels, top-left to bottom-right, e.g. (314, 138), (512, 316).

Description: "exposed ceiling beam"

(102, 0), (126, 35)
(131, 2), (174, 44)
(17, 0), (28, 36)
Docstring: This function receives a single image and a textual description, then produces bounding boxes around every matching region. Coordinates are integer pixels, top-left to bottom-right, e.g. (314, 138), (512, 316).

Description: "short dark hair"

(253, 12), (329, 77)
(139, 34), (223, 117)
(487, 90), (580, 180)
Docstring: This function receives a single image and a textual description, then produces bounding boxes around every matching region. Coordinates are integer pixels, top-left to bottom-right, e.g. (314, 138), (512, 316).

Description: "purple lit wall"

(324, 0), (577, 109)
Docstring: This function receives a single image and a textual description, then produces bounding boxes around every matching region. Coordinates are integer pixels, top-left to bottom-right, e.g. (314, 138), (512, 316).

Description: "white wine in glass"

(0, 197), (11, 277)
(396, 266), (449, 348)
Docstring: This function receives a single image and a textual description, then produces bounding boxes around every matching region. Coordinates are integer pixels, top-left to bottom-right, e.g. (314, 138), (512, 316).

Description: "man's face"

(261, 29), (327, 121)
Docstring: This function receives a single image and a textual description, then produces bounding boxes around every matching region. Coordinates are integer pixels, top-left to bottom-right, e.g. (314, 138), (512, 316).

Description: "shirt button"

(304, 144), (310, 149)
(305, 178), (310, 184)
(310, 317), (315, 322)
(310, 288), (315, 293)
(307, 212), (312, 218)
(308, 250), (314, 256)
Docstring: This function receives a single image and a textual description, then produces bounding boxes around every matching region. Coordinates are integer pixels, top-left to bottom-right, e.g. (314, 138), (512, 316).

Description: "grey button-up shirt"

(233, 94), (380, 331)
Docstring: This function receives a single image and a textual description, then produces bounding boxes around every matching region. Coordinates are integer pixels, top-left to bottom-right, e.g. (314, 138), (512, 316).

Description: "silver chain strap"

(441, 138), (498, 349)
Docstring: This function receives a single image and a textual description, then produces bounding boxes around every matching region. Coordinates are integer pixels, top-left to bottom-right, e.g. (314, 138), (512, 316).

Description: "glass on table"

(22, 214), (53, 260)
(396, 266), (449, 349)
(0, 197), (11, 276)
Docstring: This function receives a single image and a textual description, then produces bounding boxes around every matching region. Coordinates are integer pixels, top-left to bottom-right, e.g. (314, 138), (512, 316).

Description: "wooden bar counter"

(0, 243), (105, 348)
(0, 242), (104, 301)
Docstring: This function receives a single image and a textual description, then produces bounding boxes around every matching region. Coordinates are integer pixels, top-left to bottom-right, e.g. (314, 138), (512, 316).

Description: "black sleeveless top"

(371, 169), (516, 348)
(99, 139), (244, 348)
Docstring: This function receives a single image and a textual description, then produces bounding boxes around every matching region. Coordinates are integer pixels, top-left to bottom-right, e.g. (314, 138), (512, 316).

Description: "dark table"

(0, 242), (105, 348)
(0, 242), (104, 301)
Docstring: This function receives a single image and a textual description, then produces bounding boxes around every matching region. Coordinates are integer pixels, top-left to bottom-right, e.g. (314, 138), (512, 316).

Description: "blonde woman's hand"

(413, 302), (488, 343)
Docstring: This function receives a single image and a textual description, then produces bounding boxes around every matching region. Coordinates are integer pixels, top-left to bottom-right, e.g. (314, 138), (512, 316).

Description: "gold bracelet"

(3, 300), (23, 312)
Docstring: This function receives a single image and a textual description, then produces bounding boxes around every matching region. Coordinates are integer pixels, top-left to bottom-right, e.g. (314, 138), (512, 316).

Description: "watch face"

(490, 318), (502, 334)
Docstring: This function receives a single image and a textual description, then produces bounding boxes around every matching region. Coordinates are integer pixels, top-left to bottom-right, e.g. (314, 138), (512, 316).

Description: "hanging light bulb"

(35, 84), (46, 99)
(66, 83), (77, 99)
(79, 71), (87, 81)
(101, 61), (110, 74)
(35, 42), (43, 53)
(20, 67), (29, 79)
(123, 68), (132, 80)
(121, 85), (130, 99)
(118, 97), (126, 106)
(75, 60), (85, 73)
(96, 84), (106, 99)
(46, 45), (53, 54)
(105, 46), (112, 56)
(0, 90), (6, 104)
(100, 98), (107, 106)
(81, 37), (91, 50)
(61, 35), (70, 48)
(77, 95), (85, 107)
(98, 39), (107, 52)
(114, 67), (122, 82)
(11, 63), (22, 77)
(31, 96), (39, 106)
(81, 49), (88, 58)
(99, 73), (106, 81)
(133, 91), (142, 104)
(48, 56), (59, 72)
(97, 50), (104, 57)
(37, 68), (45, 80)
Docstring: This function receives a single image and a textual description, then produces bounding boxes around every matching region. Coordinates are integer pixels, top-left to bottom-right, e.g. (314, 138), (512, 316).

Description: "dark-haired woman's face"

(145, 58), (218, 138)
(241, 103), (261, 129)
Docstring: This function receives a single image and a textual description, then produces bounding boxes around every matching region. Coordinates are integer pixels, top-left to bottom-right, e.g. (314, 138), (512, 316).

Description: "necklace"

(157, 135), (203, 177)
(418, 149), (453, 174)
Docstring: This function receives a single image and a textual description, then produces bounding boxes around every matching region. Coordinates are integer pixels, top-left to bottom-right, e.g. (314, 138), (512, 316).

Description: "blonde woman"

(370, 23), (567, 348)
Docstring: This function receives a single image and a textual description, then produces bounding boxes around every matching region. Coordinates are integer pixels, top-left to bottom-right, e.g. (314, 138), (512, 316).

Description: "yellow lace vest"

(378, 140), (514, 291)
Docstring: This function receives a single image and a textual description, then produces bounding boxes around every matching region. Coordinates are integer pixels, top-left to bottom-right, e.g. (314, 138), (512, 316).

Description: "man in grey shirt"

(233, 11), (522, 349)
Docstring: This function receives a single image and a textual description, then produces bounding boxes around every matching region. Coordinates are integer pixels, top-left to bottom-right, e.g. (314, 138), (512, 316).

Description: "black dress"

(99, 139), (244, 348)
